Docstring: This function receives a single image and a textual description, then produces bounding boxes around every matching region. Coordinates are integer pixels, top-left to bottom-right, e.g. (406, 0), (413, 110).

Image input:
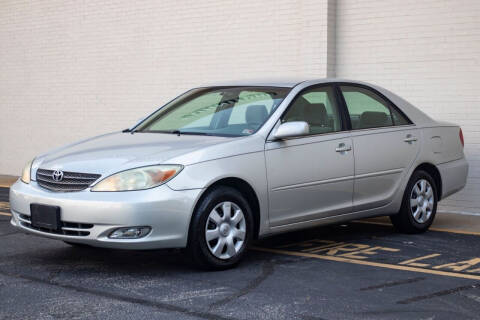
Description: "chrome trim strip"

(272, 175), (354, 191)
(272, 168), (403, 192)
(349, 124), (416, 133)
(61, 227), (91, 232)
(355, 168), (404, 179)
(37, 172), (97, 181)
(17, 216), (31, 224)
(36, 176), (94, 185)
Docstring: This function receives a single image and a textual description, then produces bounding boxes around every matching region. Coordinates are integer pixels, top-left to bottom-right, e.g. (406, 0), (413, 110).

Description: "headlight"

(21, 159), (33, 184)
(91, 165), (183, 192)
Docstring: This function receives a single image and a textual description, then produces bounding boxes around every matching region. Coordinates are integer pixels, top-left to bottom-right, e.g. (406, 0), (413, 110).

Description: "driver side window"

(282, 86), (342, 135)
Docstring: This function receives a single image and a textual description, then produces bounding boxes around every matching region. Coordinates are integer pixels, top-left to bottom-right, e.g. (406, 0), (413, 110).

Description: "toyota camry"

(9, 79), (468, 269)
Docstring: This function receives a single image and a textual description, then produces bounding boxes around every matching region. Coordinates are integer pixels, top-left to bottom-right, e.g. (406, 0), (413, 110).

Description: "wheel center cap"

(220, 223), (230, 237)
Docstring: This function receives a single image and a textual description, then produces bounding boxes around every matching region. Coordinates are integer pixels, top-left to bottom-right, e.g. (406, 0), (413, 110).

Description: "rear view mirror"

(273, 121), (309, 140)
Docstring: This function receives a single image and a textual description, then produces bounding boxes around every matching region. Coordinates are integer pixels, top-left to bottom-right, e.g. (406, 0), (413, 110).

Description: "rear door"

(338, 85), (420, 212)
(265, 85), (354, 227)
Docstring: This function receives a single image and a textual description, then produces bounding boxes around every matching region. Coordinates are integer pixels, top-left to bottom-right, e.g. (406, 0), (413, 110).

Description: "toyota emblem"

(52, 170), (64, 182)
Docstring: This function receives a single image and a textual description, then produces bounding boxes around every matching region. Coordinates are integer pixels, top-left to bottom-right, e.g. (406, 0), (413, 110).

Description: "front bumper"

(9, 180), (203, 249)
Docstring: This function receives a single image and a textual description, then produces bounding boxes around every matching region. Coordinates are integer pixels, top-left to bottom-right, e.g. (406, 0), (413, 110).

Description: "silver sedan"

(9, 79), (468, 269)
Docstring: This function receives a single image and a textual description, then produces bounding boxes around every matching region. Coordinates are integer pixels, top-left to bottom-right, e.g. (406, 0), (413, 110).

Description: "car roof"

(204, 78), (360, 88)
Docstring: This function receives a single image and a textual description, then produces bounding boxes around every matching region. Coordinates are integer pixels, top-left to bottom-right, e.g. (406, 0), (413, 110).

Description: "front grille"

(36, 169), (101, 192)
(18, 214), (93, 236)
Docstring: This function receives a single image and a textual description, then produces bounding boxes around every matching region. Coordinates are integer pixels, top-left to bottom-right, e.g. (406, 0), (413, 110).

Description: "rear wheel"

(187, 186), (253, 270)
(390, 170), (438, 233)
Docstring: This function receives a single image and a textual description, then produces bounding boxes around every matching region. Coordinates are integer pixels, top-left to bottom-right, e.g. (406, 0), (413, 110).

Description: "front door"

(265, 85), (354, 227)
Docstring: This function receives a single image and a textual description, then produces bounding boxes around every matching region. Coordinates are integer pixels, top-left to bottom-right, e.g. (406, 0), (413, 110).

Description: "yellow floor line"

(353, 220), (480, 237)
(0, 183), (13, 188)
(251, 246), (480, 280)
(0, 212), (11, 216)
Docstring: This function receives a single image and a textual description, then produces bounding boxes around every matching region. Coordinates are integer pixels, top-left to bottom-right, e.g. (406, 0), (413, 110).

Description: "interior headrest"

(359, 111), (389, 128)
(246, 104), (268, 125)
(305, 103), (327, 125)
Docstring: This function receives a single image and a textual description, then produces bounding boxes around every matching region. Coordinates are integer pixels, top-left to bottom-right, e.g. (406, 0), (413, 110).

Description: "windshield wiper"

(170, 130), (210, 136)
(134, 130), (212, 136)
(123, 128), (139, 135)
(123, 128), (139, 134)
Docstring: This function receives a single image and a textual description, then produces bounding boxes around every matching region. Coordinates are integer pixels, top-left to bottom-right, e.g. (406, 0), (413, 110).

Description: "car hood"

(32, 132), (241, 176)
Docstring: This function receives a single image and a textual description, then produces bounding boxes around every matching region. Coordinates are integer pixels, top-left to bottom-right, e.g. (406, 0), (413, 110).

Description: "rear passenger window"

(282, 86), (342, 135)
(390, 107), (410, 126)
(340, 86), (396, 129)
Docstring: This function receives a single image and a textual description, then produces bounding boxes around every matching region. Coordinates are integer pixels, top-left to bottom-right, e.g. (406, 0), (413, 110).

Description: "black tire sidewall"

(188, 186), (254, 269)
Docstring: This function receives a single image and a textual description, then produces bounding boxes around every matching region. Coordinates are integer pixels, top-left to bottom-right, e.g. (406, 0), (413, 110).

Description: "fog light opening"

(109, 226), (151, 239)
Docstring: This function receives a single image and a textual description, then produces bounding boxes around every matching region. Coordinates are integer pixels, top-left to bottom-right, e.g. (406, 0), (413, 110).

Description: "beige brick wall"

(0, 0), (332, 174)
(1, 0), (479, 213)
(336, 0), (480, 213)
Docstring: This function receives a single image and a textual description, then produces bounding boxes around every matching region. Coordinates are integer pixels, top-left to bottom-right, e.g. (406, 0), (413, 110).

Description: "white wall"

(0, 0), (332, 174)
(1, 0), (479, 213)
(336, 0), (480, 213)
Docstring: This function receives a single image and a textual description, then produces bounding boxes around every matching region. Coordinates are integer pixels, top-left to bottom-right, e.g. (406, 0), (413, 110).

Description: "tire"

(187, 186), (254, 270)
(390, 170), (438, 234)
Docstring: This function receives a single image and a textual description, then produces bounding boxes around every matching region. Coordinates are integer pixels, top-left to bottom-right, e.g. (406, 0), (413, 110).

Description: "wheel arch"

(413, 163), (443, 200)
(190, 177), (262, 240)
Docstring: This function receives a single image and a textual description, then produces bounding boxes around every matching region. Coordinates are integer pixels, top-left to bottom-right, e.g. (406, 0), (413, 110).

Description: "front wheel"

(390, 170), (438, 234)
(187, 186), (253, 270)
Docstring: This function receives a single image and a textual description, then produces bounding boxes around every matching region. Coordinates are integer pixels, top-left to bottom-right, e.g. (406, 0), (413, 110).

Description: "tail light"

(459, 128), (464, 147)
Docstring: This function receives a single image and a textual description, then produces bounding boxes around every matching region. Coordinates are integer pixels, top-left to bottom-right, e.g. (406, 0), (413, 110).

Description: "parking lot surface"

(2, 186), (480, 320)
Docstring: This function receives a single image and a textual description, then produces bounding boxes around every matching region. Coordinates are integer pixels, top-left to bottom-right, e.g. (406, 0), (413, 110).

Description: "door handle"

(404, 135), (418, 143)
(336, 143), (352, 153)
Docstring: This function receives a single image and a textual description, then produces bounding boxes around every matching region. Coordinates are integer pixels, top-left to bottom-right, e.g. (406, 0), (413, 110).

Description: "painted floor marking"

(353, 219), (480, 237)
(252, 246), (480, 280)
(0, 201), (11, 215)
(399, 254), (442, 267)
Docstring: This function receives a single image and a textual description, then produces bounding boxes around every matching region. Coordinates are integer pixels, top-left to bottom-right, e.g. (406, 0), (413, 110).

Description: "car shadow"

(8, 220), (400, 276)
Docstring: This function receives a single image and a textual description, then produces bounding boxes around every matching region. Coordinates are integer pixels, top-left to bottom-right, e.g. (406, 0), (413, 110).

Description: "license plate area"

(30, 204), (61, 230)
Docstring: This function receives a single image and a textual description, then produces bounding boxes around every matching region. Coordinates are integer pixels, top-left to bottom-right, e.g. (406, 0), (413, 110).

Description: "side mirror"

(273, 121), (309, 140)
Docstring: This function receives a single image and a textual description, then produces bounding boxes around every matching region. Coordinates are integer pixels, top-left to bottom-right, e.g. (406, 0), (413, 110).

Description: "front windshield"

(135, 86), (291, 137)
